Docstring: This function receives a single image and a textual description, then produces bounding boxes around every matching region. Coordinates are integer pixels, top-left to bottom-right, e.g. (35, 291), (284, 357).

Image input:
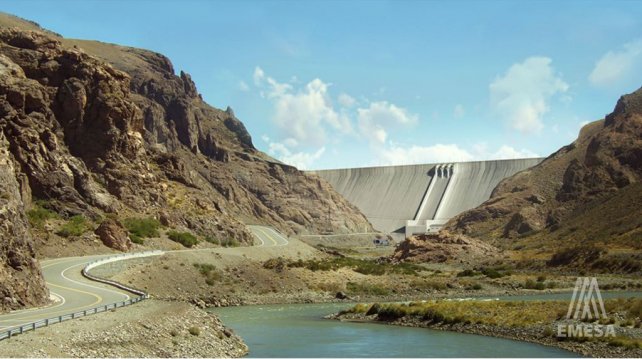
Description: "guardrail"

(0, 250), (164, 341)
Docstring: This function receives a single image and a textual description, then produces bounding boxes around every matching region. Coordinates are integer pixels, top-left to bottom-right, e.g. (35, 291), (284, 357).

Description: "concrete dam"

(309, 158), (543, 239)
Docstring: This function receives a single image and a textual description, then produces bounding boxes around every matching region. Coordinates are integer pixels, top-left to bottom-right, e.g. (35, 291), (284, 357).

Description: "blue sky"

(2, 0), (642, 169)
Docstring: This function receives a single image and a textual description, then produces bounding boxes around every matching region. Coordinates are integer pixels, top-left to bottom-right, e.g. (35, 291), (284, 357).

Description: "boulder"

(95, 219), (132, 251)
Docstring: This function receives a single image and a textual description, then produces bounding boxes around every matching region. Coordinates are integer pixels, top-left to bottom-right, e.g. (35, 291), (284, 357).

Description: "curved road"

(0, 255), (131, 333)
(248, 225), (289, 247)
(0, 225), (288, 335)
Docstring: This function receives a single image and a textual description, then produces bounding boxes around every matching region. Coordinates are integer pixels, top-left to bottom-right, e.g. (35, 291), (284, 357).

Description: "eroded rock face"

(392, 231), (500, 264)
(442, 87), (642, 242)
(95, 219), (131, 252)
(0, 20), (374, 307)
(0, 131), (48, 311)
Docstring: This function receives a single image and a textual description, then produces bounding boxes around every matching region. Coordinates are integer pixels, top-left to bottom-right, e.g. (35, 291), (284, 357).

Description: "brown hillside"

(394, 88), (642, 271)
(445, 87), (641, 270)
(0, 13), (372, 310)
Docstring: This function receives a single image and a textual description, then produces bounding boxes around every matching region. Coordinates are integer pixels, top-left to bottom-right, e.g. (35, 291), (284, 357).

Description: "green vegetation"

(206, 236), (240, 247)
(221, 237), (240, 247)
(263, 257), (287, 272)
(346, 282), (390, 296)
(26, 201), (59, 229)
(288, 257), (423, 276)
(188, 327), (201, 336)
(123, 217), (160, 244)
(168, 230), (198, 248)
(56, 215), (90, 238)
(193, 263), (221, 285)
(456, 266), (511, 279)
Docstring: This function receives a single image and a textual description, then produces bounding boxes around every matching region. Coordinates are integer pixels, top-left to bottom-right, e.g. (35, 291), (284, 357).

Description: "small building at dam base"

(309, 158), (543, 241)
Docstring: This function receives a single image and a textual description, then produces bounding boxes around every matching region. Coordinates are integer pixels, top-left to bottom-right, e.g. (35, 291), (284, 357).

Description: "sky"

(2, 0), (642, 170)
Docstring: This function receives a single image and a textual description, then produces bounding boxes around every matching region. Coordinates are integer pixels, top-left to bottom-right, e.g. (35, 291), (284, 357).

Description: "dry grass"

(348, 297), (642, 328)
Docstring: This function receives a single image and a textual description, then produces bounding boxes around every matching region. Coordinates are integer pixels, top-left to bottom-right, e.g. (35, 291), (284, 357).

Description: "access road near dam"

(0, 225), (287, 339)
(310, 158), (543, 239)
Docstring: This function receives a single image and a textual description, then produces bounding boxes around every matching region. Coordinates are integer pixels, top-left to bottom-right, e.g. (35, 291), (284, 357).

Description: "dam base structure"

(309, 158), (543, 241)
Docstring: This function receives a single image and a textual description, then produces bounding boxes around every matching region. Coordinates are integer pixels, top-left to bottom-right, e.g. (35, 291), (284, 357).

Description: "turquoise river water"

(210, 291), (642, 357)
(211, 302), (578, 357)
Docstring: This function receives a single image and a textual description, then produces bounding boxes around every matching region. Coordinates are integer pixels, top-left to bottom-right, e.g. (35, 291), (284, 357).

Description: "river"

(210, 302), (579, 357)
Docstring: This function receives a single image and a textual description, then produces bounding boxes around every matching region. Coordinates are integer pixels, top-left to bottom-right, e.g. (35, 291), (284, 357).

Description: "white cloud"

(357, 101), (418, 144)
(376, 143), (538, 166)
(267, 141), (325, 170)
(253, 67), (265, 85)
(453, 104), (465, 119)
(238, 80), (250, 92)
(338, 93), (356, 107)
(589, 39), (642, 88)
(377, 144), (474, 165)
(489, 145), (538, 160)
(490, 57), (568, 134)
(254, 68), (352, 146)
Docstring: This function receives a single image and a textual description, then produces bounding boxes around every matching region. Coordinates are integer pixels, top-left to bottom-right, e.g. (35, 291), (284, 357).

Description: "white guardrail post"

(0, 250), (164, 341)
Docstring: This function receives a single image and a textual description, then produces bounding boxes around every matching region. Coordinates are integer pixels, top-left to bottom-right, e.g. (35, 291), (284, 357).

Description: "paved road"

(248, 225), (289, 247)
(0, 225), (287, 336)
(0, 255), (130, 332)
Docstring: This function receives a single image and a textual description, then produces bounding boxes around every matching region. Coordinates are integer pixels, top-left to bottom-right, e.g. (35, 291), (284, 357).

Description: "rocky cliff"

(0, 14), (372, 311)
(396, 87), (642, 271)
(0, 130), (48, 311)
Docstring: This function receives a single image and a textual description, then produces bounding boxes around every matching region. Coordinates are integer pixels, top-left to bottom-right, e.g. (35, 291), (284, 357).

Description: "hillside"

(0, 13), (372, 311)
(396, 87), (642, 272)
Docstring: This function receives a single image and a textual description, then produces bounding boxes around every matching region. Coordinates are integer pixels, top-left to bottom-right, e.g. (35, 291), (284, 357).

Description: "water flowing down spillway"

(310, 158), (543, 238)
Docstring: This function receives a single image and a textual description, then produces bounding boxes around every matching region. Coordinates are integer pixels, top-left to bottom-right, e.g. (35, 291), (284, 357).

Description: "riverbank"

(0, 300), (248, 358)
(330, 299), (642, 358)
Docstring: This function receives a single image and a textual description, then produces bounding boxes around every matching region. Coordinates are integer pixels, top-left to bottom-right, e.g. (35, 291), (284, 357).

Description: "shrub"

(123, 217), (160, 243)
(457, 269), (479, 277)
(168, 231), (198, 248)
(263, 257), (287, 272)
(27, 202), (59, 229)
(188, 327), (201, 336)
(193, 263), (221, 284)
(472, 283), (483, 290)
(220, 237), (240, 247)
(346, 282), (389, 296)
(170, 329), (179, 337)
(56, 215), (90, 237)
(377, 305), (406, 320)
(537, 275), (547, 282)
(524, 279), (546, 290)
(366, 303), (381, 316)
(481, 267), (505, 279)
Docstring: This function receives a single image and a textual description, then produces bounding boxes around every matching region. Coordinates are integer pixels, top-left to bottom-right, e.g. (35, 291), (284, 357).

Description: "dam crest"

(309, 158), (543, 240)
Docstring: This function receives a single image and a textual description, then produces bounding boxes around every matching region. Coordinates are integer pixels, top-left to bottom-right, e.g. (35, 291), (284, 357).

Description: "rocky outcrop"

(407, 87), (642, 269)
(394, 87), (642, 266)
(94, 219), (131, 252)
(0, 131), (48, 311)
(0, 14), (373, 310)
(392, 231), (499, 264)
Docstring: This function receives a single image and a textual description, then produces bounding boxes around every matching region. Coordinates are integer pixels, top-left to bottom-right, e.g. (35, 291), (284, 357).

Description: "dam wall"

(310, 158), (543, 239)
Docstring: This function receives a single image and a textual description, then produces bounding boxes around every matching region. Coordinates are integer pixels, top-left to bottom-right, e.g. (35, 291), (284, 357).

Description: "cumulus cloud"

(490, 57), (568, 134)
(254, 67), (351, 146)
(489, 145), (538, 160)
(377, 144), (474, 165)
(338, 93), (356, 107)
(589, 39), (642, 88)
(376, 143), (538, 166)
(357, 101), (418, 144)
(267, 141), (326, 170)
